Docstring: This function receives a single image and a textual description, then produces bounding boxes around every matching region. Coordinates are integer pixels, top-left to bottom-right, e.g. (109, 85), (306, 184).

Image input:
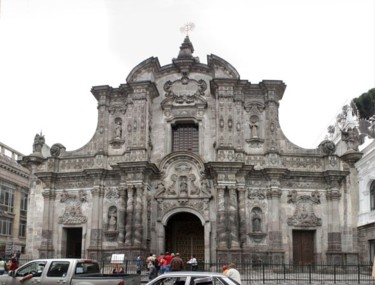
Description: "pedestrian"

(158, 253), (167, 275)
(170, 253), (184, 271)
(0, 257), (6, 275)
(112, 263), (124, 274)
(222, 265), (228, 275)
(226, 263), (241, 285)
(146, 254), (157, 280)
(187, 255), (198, 271)
(136, 256), (142, 275)
(7, 258), (18, 271)
(164, 252), (172, 272)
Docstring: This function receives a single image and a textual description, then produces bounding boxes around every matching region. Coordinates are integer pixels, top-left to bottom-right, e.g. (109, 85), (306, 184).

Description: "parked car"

(145, 271), (240, 285)
(0, 258), (141, 285)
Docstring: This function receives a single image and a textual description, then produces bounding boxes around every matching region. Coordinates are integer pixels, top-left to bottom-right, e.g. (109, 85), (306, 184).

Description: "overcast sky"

(0, 0), (374, 156)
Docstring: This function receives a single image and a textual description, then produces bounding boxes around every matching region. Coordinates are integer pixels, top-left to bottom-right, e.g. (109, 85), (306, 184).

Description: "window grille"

(172, 124), (199, 154)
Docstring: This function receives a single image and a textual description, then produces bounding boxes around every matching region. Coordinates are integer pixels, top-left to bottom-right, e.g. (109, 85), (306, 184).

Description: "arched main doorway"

(165, 212), (204, 262)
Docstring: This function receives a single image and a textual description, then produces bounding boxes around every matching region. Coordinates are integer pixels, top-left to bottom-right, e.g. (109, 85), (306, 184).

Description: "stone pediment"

(156, 152), (211, 200)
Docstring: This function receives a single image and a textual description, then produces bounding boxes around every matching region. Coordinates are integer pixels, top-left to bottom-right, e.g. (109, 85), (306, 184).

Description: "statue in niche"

(249, 115), (259, 138)
(251, 208), (262, 233)
(114, 120), (122, 139)
(108, 207), (117, 231)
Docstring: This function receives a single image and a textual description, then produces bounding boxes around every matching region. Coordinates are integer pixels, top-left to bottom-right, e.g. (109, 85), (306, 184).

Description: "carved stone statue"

(33, 133), (45, 153)
(108, 207), (118, 231)
(114, 120), (122, 139)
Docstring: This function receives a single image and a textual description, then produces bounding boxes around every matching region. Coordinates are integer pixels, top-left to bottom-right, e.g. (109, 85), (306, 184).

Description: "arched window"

(371, 181), (375, 211)
(172, 123), (199, 154)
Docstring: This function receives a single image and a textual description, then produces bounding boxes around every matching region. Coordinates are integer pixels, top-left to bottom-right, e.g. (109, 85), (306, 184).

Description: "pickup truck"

(0, 258), (141, 285)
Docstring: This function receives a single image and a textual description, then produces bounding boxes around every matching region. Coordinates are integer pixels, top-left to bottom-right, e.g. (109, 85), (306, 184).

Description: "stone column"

(125, 186), (134, 246)
(117, 186), (126, 244)
(133, 185), (143, 247)
(228, 186), (240, 249)
(216, 186), (227, 249)
(238, 187), (247, 246)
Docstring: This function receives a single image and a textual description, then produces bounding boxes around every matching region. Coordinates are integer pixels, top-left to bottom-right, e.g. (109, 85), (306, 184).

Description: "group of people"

(222, 263), (242, 285)
(0, 251), (21, 275)
(145, 252), (198, 280)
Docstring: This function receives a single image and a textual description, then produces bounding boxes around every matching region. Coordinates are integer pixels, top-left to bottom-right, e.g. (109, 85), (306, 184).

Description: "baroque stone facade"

(21, 37), (362, 264)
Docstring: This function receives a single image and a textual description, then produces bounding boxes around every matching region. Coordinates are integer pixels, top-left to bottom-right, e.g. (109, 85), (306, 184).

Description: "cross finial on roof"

(180, 22), (195, 36)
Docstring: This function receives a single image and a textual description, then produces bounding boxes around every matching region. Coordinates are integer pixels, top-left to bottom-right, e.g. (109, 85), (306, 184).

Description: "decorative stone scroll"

(161, 77), (208, 110)
(287, 190), (322, 227)
(58, 190), (88, 224)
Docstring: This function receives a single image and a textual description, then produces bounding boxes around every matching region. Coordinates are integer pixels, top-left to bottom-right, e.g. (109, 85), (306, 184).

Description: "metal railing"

(13, 258), (375, 284)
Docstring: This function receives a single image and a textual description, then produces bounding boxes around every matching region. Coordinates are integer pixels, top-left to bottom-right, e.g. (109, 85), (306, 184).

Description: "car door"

(12, 260), (47, 285)
(45, 261), (70, 285)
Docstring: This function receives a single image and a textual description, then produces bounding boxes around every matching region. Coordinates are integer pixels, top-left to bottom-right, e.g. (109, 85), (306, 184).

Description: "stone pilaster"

(39, 189), (56, 258)
(216, 186), (227, 249)
(228, 186), (240, 249)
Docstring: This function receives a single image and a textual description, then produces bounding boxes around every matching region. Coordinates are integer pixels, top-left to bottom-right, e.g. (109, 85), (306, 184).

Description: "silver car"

(146, 271), (240, 285)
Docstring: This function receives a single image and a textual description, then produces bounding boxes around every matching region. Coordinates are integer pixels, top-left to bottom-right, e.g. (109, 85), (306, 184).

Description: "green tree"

(353, 88), (375, 119)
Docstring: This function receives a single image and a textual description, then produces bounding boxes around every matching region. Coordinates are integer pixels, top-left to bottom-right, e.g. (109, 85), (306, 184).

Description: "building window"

(0, 185), (14, 213)
(20, 193), (28, 217)
(370, 240), (375, 263)
(19, 220), (27, 238)
(0, 218), (12, 236)
(172, 123), (199, 153)
(371, 181), (375, 211)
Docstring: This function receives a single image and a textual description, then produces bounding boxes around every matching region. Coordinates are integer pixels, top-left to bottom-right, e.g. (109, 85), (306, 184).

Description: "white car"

(146, 271), (240, 285)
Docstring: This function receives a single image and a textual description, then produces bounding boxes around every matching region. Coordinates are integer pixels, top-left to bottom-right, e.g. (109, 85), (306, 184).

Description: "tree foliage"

(353, 88), (375, 119)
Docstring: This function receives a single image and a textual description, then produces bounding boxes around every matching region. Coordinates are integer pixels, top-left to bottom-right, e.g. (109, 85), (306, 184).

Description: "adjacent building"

(0, 142), (30, 256)
(20, 37), (364, 264)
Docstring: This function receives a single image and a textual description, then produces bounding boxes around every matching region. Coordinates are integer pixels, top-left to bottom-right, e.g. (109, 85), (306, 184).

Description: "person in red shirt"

(8, 258), (18, 271)
(164, 252), (172, 273)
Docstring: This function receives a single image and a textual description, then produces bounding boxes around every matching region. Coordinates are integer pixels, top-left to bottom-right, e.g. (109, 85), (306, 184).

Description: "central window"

(172, 123), (199, 153)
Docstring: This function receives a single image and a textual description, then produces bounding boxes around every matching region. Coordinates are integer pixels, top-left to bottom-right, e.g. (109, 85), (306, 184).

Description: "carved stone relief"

(161, 77), (207, 109)
(58, 190), (88, 224)
(287, 190), (322, 227)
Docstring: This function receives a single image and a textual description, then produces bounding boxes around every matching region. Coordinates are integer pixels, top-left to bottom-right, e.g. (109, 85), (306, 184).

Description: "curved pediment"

(207, 54), (240, 79)
(126, 57), (161, 83)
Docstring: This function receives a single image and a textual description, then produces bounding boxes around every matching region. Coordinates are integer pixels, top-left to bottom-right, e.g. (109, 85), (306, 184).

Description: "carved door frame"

(159, 208), (211, 263)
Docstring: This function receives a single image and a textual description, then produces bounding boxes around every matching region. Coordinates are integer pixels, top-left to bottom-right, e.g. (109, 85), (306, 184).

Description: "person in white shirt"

(187, 255), (198, 271)
(226, 263), (242, 285)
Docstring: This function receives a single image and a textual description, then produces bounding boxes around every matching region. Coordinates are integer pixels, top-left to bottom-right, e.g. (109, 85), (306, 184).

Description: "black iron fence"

(13, 258), (375, 284)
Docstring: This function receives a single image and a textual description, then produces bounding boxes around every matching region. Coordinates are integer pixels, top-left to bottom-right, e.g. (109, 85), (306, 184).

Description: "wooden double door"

(165, 212), (204, 263)
(293, 230), (315, 265)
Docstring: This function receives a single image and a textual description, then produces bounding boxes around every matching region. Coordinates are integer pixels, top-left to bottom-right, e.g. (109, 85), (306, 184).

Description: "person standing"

(226, 263), (242, 285)
(0, 257), (6, 275)
(170, 253), (184, 271)
(136, 256), (142, 275)
(187, 255), (198, 271)
(164, 252), (172, 272)
(146, 254), (157, 280)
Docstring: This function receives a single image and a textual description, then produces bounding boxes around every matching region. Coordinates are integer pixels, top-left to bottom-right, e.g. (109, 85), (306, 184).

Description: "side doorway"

(63, 227), (82, 258)
(293, 230), (315, 265)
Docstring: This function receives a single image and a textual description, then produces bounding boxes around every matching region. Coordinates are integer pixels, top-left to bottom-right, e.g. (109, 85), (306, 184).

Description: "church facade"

(21, 37), (363, 265)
